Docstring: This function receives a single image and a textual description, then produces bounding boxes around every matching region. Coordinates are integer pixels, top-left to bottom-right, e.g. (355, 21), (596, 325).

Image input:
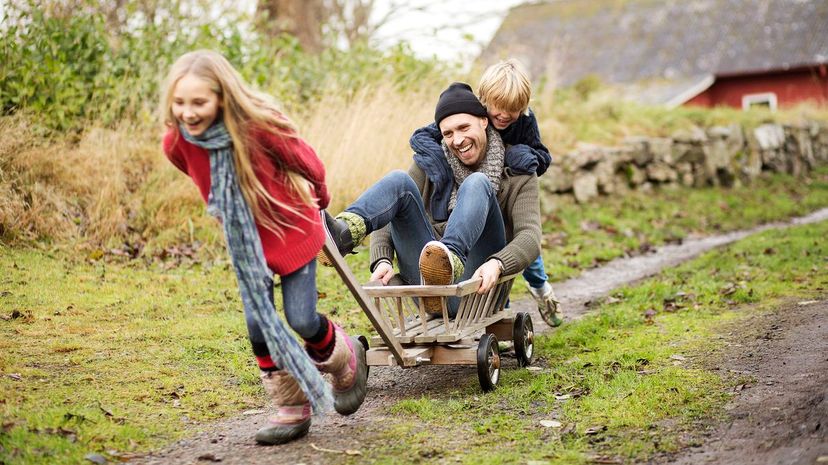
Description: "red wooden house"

(479, 0), (828, 110)
(686, 65), (828, 110)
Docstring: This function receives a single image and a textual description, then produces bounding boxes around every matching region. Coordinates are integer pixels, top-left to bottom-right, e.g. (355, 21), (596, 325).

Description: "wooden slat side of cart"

(321, 232), (525, 372)
(360, 273), (518, 367)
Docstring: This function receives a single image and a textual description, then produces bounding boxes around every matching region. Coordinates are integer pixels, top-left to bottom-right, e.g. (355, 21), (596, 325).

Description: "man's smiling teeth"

(458, 143), (471, 153)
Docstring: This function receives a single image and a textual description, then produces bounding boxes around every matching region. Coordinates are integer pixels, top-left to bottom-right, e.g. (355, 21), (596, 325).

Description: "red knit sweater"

(163, 125), (330, 276)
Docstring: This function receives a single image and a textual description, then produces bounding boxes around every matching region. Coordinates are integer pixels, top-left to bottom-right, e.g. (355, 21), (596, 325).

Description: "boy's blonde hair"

(477, 59), (532, 116)
(160, 50), (317, 238)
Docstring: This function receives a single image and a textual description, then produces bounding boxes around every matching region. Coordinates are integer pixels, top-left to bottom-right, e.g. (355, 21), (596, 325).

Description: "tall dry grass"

(297, 83), (441, 211)
(0, 82), (441, 248)
(0, 115), (212, 249)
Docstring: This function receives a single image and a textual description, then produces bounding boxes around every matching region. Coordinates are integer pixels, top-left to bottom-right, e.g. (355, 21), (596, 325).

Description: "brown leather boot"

(311, 324), (368, 416)
(255, 370), (312, 445)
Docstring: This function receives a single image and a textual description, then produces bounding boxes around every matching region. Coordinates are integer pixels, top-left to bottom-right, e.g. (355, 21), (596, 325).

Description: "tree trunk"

(256, 0), (325, 53)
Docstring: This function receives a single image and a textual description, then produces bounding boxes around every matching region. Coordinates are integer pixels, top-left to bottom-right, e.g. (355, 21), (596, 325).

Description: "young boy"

(409, 59), (563, 327)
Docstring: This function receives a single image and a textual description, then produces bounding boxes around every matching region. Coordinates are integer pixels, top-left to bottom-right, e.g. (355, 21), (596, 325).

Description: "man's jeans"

(345, 170), (506, 313)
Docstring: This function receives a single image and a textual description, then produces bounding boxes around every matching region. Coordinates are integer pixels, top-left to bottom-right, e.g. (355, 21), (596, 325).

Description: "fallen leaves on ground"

(584, 425), (607, 435)
(540, 420), (562, 428)
(310, 443), (362, 456)
(84, 453), (107, 464)
(644, 308), (657, 324)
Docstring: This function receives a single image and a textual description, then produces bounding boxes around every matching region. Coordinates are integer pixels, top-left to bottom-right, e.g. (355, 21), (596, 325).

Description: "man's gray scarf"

(179, 121), (333, 414)
(442, 126), (505, 210)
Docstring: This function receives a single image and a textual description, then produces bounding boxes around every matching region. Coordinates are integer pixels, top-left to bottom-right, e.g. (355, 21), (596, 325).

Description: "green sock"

(448, 250), (464, 281)
(335, 212), (367, 244)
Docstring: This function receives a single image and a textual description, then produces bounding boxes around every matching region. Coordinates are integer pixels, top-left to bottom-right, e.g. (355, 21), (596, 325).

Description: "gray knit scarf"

(179, 121), (333, 414)
(443, 126), (505, 210)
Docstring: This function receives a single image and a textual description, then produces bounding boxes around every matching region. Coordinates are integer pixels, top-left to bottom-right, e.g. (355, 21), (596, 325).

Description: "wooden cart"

(321, 232), (535, 391)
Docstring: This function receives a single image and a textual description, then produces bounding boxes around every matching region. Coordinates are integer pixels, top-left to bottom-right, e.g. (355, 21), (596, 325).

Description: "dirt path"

(655, 299), (828, 465)
(130, 208), (828, 465)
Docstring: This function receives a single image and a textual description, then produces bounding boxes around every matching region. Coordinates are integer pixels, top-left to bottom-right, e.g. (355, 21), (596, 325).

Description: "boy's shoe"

(318, 210), (364, 266)
(255, 370), (312, 445)
(528, 282), (563, 327)
(309, 323), (368, 416)
(418, 241), (464, 313)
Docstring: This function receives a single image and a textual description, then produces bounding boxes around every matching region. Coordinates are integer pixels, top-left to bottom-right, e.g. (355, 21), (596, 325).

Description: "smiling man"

(323, 82), (541, 315)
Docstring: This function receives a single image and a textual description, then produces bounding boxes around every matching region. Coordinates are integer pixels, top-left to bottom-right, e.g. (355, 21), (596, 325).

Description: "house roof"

(480, 0), (828, 89)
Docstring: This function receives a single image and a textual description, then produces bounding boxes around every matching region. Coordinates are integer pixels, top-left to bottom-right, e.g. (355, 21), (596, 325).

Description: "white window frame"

(742, 92), (778, 111)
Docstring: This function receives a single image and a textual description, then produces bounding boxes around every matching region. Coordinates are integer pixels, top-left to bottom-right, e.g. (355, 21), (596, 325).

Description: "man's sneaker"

(255, 370), (312, 445)
(418, 241), (464, 313)
(528, 282), (563, 327)
(318, 210), (363, 266)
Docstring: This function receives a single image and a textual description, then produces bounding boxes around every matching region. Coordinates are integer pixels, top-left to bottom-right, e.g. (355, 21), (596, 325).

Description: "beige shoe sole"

(419, 242), (453, 313)
(317, 249), (334, 267)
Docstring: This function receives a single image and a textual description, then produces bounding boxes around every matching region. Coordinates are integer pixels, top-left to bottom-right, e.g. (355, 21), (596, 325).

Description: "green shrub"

(1, 6), (109, 129)
(1, 1), (445, 131)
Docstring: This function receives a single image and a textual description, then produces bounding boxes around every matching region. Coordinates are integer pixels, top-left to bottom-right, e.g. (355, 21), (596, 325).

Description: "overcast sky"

(369, 0), (526, 63)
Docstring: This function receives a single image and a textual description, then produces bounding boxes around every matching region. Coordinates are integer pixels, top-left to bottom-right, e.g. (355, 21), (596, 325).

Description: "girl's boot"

(310, 324), (368, 415)
(255, 370), (312, 445)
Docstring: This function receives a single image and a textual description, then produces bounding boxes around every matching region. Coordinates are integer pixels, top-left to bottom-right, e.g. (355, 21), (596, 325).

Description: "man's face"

(439, 113), (489, 167)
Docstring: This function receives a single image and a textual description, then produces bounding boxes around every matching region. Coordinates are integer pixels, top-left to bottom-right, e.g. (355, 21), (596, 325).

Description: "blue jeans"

(523, 255), (548, 288)
(345, 170), (506, 314)
(246, 259), (322, 353)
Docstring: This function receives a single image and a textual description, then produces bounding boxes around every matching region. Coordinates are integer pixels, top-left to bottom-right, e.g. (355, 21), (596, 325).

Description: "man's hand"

(472, 259), (503, 294)
(370, 261), (395, 285)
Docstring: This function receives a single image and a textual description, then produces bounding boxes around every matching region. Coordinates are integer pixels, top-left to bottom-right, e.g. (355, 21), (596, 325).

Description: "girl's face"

(487, 105), (521, 130)
(172, 74), (221, 136)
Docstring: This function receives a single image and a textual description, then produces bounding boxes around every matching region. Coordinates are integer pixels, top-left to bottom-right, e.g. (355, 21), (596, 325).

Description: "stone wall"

(540, 122), (828, 204)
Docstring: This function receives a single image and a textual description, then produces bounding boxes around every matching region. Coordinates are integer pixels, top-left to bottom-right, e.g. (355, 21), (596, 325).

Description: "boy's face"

(172, 73), (221, 137)
(487, 105), (521, 130)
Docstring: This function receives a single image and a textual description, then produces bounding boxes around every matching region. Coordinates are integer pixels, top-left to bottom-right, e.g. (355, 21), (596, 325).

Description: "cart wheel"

(513, 312), (534, 367)
(477, 333), (501, 392)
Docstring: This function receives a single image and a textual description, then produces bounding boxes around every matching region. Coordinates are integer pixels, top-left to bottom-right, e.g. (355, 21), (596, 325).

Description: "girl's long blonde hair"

(161, 49), (318, 238)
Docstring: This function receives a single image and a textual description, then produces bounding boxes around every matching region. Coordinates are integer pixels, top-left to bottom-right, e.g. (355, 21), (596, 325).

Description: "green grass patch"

(354, 219), (828, 464)
(0, 244), (379, 464)
(536, 167), (828, 283)
(0, 250), (256, 464)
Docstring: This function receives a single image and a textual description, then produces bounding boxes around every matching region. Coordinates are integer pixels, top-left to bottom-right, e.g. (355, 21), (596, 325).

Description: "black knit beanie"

(434, 82), (488, 126)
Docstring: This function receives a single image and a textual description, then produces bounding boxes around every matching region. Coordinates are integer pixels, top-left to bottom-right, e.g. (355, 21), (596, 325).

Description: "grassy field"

(538, 166), (828, 282)
(0, 170), (826, 464)
(351, 215), (828, 464)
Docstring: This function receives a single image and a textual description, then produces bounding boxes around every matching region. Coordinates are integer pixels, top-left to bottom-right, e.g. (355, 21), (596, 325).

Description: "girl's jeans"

(246, 258), (322, 358)
(344, 170), (506, 315)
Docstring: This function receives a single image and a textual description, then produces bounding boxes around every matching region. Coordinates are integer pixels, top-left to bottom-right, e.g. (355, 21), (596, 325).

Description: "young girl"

(409, 59), (563, 328)
(160, 50), (367, 445)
